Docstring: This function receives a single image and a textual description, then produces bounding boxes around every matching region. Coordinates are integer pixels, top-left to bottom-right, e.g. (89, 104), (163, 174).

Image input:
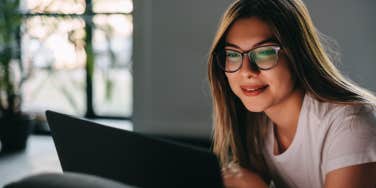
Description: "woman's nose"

(238, 54), (260, 78)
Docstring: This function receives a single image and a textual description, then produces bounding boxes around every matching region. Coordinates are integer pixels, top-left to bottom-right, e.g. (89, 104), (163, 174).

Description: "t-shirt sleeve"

(322, 106), (376, 175)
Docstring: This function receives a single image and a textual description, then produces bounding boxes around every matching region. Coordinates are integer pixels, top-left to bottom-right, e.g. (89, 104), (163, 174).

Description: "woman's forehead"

(225, 17), (275, 50)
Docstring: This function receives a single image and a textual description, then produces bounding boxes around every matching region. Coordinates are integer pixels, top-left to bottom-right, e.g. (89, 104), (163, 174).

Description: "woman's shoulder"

(317, 103), (376, 176)
(303, 94), (375, 129)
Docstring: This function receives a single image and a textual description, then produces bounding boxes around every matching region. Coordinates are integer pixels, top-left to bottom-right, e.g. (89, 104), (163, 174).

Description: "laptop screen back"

(46, 110), (224, 188)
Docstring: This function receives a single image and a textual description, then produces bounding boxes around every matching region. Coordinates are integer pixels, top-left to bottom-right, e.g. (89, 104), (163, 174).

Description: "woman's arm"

(325, 162), (376, 188)
(222, 164), (269, 188)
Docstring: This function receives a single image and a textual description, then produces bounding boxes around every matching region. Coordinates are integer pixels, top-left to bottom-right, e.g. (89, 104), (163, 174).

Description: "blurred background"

(0, 0), (375, 186)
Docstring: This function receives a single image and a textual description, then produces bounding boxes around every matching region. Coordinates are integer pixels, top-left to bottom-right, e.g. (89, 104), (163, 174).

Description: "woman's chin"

(244, 105), (266, 113)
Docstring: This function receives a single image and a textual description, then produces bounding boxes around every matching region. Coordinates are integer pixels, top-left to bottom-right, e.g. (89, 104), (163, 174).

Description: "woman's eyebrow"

(225, 37), (279, 49)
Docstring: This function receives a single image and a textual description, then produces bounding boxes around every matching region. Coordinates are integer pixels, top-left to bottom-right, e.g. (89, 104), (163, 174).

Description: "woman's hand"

(222, 162), (269, 188)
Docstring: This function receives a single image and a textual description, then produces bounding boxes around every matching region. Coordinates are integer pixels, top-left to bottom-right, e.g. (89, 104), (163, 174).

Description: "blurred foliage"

(1, 0), (130, 117)
(0, 0), (23, 116)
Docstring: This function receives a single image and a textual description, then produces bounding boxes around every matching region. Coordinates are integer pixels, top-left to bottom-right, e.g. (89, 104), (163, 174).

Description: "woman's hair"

(208, 0), (376, 181)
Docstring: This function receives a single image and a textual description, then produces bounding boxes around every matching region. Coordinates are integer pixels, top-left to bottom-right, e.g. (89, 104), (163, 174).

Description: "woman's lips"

(240, 85), (268, 96)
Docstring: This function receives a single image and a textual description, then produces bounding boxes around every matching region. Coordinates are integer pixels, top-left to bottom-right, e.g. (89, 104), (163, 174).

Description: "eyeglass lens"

(222, 46), (279, 72)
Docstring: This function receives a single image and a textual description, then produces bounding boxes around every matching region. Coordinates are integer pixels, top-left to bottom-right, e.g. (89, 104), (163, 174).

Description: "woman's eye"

(255, 49), (276, 59)
(226, 52), (240, 58)
(259, 49), (275, 56)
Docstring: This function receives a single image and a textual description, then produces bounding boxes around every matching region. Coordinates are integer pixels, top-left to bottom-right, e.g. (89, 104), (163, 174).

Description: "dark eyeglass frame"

(215, 44), (282, 73)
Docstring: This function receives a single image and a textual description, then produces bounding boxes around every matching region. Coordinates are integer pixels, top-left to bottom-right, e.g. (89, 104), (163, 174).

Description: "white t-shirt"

(263, 94), (376, 188)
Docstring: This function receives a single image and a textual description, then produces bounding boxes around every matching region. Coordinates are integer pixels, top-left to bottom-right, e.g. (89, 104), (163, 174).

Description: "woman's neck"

(264, 88), (305, 151)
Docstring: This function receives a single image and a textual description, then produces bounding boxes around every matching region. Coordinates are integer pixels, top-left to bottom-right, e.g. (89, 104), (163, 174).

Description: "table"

(0, 135), (61, 187)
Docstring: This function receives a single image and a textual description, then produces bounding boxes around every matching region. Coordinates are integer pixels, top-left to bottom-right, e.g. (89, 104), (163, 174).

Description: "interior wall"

(304, 0), (376, 91)
(133, 0), (232, 138)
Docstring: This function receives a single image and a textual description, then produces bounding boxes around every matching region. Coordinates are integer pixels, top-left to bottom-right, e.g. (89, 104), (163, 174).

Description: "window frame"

(20, 0), (132, 120)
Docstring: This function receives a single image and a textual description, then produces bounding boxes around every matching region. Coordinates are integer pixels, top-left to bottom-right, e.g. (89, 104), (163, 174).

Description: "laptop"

(45, 110), (224, 188)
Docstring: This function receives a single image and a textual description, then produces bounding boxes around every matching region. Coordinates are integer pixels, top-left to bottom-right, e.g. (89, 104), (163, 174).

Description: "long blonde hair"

(208, 0), (375, 181)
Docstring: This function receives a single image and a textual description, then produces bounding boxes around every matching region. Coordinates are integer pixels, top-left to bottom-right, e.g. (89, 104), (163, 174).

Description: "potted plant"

(0, 0), (33, 153)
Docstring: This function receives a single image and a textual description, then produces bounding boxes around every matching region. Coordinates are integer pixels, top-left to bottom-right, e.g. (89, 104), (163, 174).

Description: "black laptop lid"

(46, 110), (224, 188)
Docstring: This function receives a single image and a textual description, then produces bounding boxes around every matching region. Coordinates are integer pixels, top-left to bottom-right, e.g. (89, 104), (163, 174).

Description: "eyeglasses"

(215, 45), (281, 73)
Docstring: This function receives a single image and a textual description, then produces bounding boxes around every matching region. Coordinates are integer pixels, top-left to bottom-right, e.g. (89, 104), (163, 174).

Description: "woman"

(207, 0), (376, 187)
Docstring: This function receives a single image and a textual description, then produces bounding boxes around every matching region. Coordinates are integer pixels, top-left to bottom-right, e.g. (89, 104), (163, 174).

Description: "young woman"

(207, 0), (376, 187)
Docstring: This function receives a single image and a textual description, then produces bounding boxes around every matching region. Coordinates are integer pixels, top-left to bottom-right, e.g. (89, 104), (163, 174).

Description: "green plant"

(0, 0), (34, 153)
(0, 0), (23, 117)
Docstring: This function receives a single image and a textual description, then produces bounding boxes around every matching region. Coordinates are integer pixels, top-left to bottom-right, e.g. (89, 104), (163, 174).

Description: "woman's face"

(224, 17), (297, 112)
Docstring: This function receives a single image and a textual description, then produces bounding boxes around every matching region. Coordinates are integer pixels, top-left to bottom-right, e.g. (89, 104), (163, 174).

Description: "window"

(21, 0), (133, 119)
